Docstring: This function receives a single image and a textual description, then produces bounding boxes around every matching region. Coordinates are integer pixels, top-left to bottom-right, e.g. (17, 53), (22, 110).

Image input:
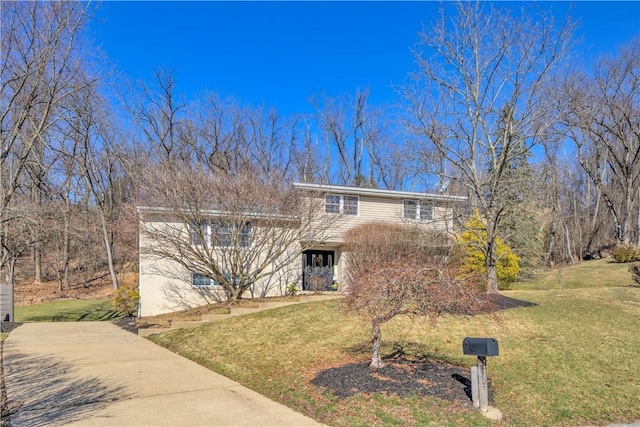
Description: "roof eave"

(292, 182), (467, 202)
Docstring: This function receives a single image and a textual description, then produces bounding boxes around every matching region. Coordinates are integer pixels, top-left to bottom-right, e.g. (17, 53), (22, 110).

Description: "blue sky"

(90, 1), (640, 116)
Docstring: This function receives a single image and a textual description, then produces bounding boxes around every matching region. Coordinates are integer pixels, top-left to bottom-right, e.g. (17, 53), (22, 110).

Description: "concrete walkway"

(3, 321), (324, 426)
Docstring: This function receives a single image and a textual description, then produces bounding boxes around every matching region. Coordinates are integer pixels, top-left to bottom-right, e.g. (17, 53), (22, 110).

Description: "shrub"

(612, 244), (640, 263)
(458, 213), (521, 290)
(630, 263), (640, 287)
(286, 282), (298, 296)
(112, 286), (140, 317)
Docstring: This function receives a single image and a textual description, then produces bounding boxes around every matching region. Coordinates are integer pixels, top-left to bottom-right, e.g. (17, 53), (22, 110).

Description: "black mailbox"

(463, 337), (499, 357)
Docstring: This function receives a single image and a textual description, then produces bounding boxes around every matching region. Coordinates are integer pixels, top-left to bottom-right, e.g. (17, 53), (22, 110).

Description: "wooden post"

(470, 365), (479, 408)
(477, 356), (488, 412)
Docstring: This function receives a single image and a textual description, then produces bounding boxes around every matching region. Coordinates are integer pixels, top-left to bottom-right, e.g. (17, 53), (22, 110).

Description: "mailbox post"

(463, 337), (499, 413)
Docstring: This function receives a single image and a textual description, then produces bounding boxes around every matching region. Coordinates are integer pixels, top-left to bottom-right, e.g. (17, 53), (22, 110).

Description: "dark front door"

(302, 250), (335, 291)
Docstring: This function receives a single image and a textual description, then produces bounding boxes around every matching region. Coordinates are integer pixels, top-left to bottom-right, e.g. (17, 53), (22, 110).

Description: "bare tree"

(1, 1), (97, 285)
(314, 89), (392, 188)
(404, 2), (575, 293)
(67, 84), (128, 290)
(564, 38), (640, 245)
(291, 119), (328, 184)
(124, 69), (190, 162)
(343, 222), (482, 369)
(136, 162), (338, 302)
(0, 197), (44, 286)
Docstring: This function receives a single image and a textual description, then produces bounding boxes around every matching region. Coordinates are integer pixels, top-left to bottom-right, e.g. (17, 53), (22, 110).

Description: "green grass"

(514, 258), (635, 290)
(15, 299), (121, 322)
(149, 259), (640, 426)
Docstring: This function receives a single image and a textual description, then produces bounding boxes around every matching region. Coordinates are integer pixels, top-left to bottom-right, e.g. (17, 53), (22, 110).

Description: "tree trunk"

(637, 187), (640, 248)
(62, 208), (70, 291)
(370, 318), (385, 370)
(231, 288), (243, 301)
(546, 221), (556, 267)
(7, 258), (16, 287)
(485, 235), (500, 294)
(34, 239), (42, 283)
(564, 222), (575, 264)
(1, 222), (11, 285)
(621, 183), (633, 244)
(486, 264), (500, 294)
(100, 210), (119, 290)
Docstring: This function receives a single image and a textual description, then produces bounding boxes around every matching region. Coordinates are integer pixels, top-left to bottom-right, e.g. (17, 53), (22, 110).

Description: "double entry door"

(302, 250), (335, 291)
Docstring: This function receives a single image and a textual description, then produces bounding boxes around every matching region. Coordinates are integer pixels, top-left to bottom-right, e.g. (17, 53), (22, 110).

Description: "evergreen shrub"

(612, 244), (640, 263)
(112, 286), (140, 317)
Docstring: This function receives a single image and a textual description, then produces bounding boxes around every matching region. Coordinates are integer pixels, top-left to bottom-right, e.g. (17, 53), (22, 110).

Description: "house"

(137, 182), (466, 316)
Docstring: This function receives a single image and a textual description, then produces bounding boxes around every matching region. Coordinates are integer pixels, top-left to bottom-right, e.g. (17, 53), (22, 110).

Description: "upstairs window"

(403, 200), (433, 221)
(190, 220), (252, 248)
(212, 222), (231, 247)
(343, 196), (359, 215)
(403, 200), (418, 220)
(325, 195), (341, 214)
(239, 223), (252, 247)
(211, 221), (252, 248)
(189, 220), (208, 246)
(325, 194), (358, 216)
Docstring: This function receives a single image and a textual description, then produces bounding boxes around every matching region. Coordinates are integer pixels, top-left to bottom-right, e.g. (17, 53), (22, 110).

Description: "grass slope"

(15, 299), (120, 322)
(149, 259), (640, 426)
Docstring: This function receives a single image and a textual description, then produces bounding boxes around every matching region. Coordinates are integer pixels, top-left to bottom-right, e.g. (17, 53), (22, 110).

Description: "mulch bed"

(312, 357), (480, 406)
(0, 322), (20, 334)
(113, 316), (138, 335)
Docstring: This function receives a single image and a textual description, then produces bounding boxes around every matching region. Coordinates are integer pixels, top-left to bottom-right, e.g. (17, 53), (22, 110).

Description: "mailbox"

(463, 337), (499, 357)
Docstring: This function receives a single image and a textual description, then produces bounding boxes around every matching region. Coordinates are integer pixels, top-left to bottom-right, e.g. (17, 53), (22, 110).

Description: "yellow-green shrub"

(458, 213), (521, 290)
(112, 286), (140, 317)
(612, 244), (640, 263)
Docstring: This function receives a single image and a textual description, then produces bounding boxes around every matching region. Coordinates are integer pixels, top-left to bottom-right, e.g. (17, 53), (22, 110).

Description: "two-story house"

(137, 182), (466, 316)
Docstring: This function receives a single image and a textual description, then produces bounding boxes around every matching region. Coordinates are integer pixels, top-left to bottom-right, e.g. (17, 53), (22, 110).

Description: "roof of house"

(292, 182), (467, 202)
(136, 205), (297, 221)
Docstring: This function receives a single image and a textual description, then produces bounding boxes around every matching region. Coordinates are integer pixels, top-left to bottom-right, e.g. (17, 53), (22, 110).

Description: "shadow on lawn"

(2, 352), (129, 427)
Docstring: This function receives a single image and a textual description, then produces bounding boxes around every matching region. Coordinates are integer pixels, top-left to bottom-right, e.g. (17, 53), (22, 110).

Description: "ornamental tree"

(342, 222), (484, 369)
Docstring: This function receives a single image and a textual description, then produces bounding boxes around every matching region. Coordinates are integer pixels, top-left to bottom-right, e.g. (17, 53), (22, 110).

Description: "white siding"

(138, 219), (300, 316)
(313, 194), (455, 242)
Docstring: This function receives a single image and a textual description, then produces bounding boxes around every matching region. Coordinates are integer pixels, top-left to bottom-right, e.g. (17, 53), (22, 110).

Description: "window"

(192, 273), (216, 287)
(189, 220), (208, 246)
(403, 200), (433, 221)
(343, 196), (359, 215)
(325, 194), (358, 216)
(239, 223), (252, 247)
(192, 272), (243, 288)
(325, 195), (341, 214)
(211, 221), (252, 248)
(420, 203), (434, 220)
(212, 221), (231, 247)
(403, 200), (417, 220)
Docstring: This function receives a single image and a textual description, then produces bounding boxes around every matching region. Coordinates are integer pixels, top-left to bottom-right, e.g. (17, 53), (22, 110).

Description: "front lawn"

(15, 299), (120, 322)
(149, 260), (640, 426)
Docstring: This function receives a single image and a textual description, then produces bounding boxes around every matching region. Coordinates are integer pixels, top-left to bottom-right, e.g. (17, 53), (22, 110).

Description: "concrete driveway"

(2, 321), (323, 427)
